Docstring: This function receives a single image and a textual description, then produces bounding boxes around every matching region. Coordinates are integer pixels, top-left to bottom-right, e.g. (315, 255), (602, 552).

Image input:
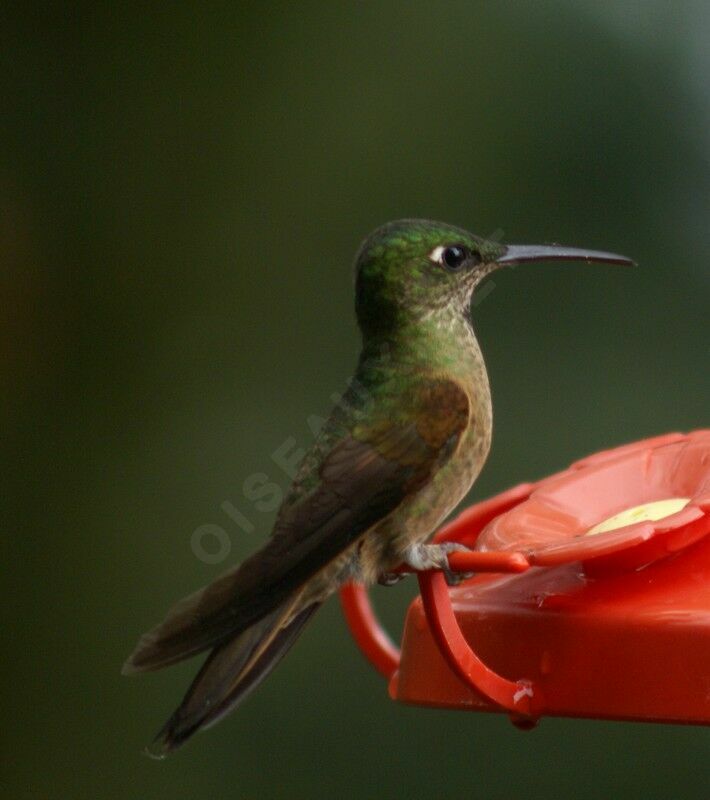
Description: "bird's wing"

(123, 377), (470, 673)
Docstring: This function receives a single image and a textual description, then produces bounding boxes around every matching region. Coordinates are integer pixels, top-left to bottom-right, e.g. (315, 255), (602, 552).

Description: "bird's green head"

(354, 218), (632, 338)
(354, 219), (502, 336)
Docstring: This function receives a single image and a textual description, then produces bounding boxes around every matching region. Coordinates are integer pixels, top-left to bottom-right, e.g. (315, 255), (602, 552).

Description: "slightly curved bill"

(498, 244), (635, 266)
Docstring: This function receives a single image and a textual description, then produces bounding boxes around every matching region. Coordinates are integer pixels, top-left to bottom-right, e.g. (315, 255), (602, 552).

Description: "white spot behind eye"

(428, 245), (446, 264)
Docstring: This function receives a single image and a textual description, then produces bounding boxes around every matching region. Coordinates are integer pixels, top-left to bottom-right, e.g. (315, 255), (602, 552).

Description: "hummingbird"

(123, 219), (632, 755)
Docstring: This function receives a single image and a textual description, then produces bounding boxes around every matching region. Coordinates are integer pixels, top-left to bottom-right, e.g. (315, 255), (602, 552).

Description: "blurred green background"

(3, 2), (710, 798)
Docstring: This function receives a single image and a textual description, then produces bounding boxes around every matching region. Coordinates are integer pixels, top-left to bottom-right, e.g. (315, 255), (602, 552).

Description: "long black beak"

(497, 244), (634, 266)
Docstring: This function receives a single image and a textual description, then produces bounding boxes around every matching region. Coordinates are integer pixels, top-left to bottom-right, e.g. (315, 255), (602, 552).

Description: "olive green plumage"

(123, 219), (632, 754)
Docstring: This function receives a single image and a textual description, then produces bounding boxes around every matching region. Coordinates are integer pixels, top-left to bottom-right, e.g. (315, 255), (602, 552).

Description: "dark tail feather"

(148, 601), (319, 757)
(122, 561), (253, 675)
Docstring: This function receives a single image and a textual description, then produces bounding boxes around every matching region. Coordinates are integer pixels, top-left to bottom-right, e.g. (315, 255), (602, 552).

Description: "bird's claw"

(377, 571), (407, 587)
(439, 542), (475, 586)
(400, 542), (475, 586)
(442, 566), (475, 586)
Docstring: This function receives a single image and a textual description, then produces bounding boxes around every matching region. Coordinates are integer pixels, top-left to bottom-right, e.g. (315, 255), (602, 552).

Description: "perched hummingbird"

(124, 219), (631, 755)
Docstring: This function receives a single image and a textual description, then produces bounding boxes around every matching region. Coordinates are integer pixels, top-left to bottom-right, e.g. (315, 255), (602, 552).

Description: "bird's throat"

(360, 308), (492, 423)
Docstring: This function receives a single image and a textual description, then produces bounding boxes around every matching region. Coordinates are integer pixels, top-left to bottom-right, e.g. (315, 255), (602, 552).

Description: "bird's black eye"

(441, 245), (467, 270)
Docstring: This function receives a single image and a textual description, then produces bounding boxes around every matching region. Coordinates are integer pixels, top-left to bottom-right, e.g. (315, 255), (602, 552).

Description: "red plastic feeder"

(340, 431), (710, 727)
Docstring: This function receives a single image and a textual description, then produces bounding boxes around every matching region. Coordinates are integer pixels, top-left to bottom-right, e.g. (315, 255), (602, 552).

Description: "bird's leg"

(399, 542), (474, 586)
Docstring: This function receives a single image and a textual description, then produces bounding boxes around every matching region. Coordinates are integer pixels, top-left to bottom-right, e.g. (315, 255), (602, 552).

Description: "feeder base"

(392, 535), (710, 725)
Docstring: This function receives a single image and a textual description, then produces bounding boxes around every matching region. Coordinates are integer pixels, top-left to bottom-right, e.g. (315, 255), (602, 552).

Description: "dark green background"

(4, 2), (709, 798)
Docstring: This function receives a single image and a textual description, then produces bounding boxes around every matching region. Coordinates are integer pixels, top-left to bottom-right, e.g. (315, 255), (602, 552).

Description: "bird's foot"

(400, 542), (474, 586)
(377, 571), (407, 587)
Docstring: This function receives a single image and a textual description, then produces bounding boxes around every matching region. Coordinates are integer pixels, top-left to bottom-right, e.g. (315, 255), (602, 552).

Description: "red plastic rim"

(477, 430), (710, 570)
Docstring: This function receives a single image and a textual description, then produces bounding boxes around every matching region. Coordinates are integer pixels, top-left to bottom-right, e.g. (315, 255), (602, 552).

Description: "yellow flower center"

(586, 498), (690, 537)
